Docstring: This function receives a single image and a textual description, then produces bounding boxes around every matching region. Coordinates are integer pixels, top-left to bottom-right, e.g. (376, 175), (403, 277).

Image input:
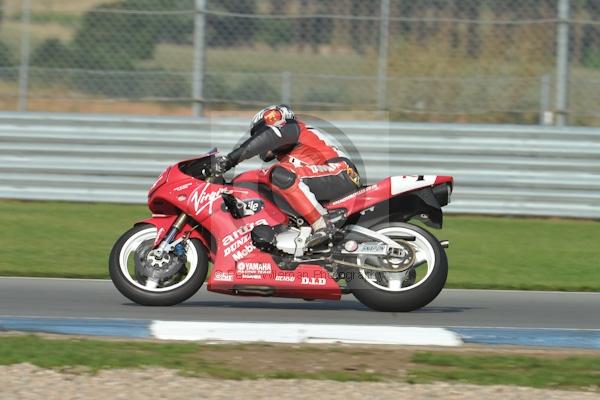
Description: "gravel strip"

(1, 364), (599, 400)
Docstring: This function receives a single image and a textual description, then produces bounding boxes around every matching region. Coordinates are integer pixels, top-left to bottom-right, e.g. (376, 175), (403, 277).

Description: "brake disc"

(384, 240), (416, 272)
(134, 242), (185, 282)
(362, 240), (415, 273)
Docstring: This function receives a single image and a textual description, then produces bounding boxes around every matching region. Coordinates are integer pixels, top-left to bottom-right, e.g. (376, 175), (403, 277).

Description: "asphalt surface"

(0, 277), (599, 329)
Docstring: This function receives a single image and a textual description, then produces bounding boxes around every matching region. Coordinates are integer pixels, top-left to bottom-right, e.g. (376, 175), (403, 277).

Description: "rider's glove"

(214, 155), (234, 175)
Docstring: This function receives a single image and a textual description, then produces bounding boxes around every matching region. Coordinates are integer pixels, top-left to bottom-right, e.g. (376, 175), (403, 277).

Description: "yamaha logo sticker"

(236, 262), (273, 279)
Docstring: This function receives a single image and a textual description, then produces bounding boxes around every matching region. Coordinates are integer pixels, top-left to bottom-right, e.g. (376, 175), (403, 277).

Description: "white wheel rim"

(358, 226), (436, 292)
(118, 228), (198, 292)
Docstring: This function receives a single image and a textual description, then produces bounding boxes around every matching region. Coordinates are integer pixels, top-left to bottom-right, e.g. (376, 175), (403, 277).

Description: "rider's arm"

(226, 121), (300, 166)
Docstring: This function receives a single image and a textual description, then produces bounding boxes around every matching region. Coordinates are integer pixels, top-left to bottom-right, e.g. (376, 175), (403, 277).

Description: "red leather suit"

(227, 120), (360, 224)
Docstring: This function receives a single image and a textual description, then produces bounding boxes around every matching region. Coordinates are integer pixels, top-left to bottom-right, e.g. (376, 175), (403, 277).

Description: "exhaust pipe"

(233, 285), (275, 296)
(440, 240), (450, 249)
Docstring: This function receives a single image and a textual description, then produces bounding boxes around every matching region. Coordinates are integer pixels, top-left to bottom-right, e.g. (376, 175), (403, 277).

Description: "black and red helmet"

(250, 104), (295, 136)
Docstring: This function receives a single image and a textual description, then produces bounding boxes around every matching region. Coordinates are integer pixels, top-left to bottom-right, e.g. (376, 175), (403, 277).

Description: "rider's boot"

(305, 215), (336, 249)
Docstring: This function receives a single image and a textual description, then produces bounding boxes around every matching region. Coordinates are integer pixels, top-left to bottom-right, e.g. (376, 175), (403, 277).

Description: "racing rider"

(216, 105), (360, 248)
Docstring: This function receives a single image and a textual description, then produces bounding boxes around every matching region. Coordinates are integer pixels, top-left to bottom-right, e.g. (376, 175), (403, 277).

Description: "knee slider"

(270, 166), (296, 189)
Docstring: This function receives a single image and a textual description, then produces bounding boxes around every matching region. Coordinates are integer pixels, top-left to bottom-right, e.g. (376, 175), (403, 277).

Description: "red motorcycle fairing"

(232, 170), (454, 219)
(208, 254), (341, 300)
(140, 158), (341, 300)
(136, 214), (211, 253)
(325, 178), (392, 215)
(325, 175), (453, 215)
(199, 208), (340, 300)
(204, 174), (450, 301)
(232, 169), (272, 185)
(322, 175), (453, 231)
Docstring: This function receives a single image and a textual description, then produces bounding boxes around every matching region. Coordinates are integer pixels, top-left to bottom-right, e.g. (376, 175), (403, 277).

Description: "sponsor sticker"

(222, 219), (268, 260)
(174, 183), (193, 192)
(275, 275), (295, 282)
(220, 199), (264, 216)
(236, 262), (273, 280)
(358, 243), (388, 254)
(308, 164), (339, 173)
(301, 277), (327, 286)
(214, 271), (234, 282)
(222, 219), (268, 246)
(223, 234), (251, 257)
(190, 183), (226, 215)
(331, 184), (379, 205)
(237, 262), (272, 273)
(242, 199), (263, 213)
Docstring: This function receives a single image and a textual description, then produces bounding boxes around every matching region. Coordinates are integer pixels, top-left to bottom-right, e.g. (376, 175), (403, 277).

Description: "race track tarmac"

(0, 277), (598, 329)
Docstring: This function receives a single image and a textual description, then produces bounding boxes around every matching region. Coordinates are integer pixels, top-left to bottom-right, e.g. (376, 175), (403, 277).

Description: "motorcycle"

(109, 149), (453, 312)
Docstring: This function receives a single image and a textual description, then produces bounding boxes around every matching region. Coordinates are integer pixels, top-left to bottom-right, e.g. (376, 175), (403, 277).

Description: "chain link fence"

(0, 0), (598, 125)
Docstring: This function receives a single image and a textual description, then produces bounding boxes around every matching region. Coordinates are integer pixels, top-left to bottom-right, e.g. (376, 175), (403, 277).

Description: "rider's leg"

(269, 162), (359, 247)
(269, 163), (327, 227)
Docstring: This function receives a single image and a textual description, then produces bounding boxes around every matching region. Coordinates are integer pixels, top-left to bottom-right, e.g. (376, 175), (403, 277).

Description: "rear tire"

(342, 222), (448, 312)
(109, 224), (209, 306)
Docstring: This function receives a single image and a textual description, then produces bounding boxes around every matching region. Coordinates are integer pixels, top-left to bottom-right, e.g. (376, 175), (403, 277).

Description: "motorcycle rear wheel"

(342, 222), (448, 312)
(109, 224), (209, 306)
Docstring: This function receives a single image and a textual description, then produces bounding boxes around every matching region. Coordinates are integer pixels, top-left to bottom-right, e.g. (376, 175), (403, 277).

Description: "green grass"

(0, 200), (148, 278)
(409, 351), (600, 390)
(0, 335), (380, 381)
(441, 215), (600, 291)
(1, 335), (599, 390)
(1, 199), (599, 291)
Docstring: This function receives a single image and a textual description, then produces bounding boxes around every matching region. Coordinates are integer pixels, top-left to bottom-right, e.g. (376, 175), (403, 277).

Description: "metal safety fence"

(1, 112), (599, 219)
(0, 0), (599, 125)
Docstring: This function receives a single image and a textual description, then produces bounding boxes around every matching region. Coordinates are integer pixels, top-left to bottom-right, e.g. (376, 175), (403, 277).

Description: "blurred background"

(1, 0), (599, 220)
(0, 0), (598, 125)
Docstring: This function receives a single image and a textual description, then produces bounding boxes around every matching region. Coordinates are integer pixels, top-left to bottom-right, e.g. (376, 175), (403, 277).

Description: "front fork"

(153, 213), (188, 258)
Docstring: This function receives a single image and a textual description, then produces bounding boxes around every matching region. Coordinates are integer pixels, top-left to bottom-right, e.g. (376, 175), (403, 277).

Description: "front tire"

(109, 224), (209, 306)
(342, 222), (448, 312)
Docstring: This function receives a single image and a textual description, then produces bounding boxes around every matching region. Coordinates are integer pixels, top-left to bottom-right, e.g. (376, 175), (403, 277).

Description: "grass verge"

(1, 200), (599, 291)
(0, 335), (381, 381)
(1, 334), (599, 391)
(409, 351), (600, 390)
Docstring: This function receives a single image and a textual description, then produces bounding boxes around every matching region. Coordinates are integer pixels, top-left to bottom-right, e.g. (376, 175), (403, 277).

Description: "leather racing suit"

(225, 119), (360, 232)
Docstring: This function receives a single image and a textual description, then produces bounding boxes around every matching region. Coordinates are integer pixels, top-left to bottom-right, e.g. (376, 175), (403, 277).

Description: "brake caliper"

(173, 242), (186, 257)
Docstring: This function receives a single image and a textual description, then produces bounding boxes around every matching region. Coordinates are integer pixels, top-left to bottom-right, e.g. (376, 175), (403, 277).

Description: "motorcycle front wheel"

(342, 222), (448, 312)
(109, 224), (209, 306)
